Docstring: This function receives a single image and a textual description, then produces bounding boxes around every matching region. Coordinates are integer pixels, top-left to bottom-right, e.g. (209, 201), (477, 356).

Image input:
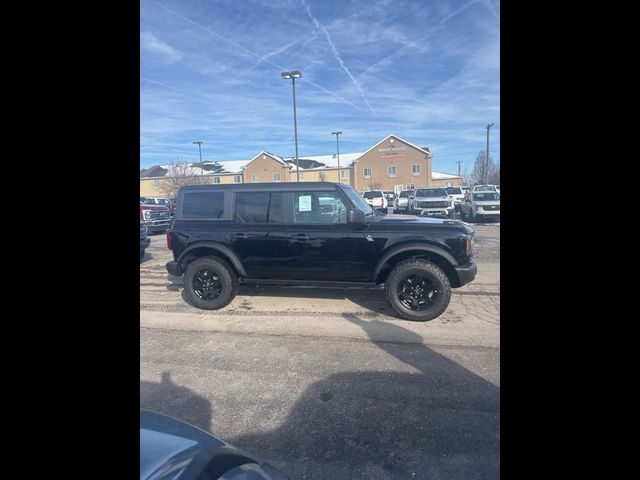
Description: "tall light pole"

(332, 131), (342, 181)
(281, 71), (302, 182)
(485, 123), (494, 184)
(192, 140), (204, 176)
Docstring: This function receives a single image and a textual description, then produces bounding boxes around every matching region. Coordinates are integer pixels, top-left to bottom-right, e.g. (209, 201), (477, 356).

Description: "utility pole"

(332, 131), (342, 181)
(192, 140), (204, 176)
(456, 161), (463, 177)
(485, 123), (494, 184)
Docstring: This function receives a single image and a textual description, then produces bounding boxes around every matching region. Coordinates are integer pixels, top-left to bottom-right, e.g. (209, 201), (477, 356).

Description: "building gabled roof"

(355, 133), (432, 161)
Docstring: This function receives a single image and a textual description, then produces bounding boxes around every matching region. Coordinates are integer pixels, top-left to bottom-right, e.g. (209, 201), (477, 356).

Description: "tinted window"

(399, 191), (412, 198)
(415, 188), (447, 197)
(293, 192), (347, 224)
(473, 192), (500, 201)
(235, 192), (283, 224)
(182, 192), (225, 218)
(445, 187), (462, 195)
(363, 191), (382, 199)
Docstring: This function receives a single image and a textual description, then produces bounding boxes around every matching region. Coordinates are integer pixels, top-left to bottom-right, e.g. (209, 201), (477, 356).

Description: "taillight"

(166, 230), (173, 250)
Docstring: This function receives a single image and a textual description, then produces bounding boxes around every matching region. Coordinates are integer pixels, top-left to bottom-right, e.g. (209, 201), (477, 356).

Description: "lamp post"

(281, 71), (302, 182)
(332, 131), (342, 181)
(485, 123), (494, 184)
(192, 140), (204, 176)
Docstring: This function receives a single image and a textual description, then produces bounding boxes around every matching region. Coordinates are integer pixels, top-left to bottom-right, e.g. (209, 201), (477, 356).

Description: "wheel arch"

(178, 242), (246, 278)
(373, 243), (460, 287)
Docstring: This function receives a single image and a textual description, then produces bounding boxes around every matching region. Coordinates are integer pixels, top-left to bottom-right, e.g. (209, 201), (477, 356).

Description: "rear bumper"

(166, 260), (183, 277)
(454, 260), (477, 287)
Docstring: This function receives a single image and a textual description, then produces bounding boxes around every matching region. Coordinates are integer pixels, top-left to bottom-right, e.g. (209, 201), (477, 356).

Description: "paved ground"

(140, 223), (500, 479)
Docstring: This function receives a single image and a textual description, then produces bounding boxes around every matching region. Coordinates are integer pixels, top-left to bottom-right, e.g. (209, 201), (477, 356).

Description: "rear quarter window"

(182, 192), (225, 218)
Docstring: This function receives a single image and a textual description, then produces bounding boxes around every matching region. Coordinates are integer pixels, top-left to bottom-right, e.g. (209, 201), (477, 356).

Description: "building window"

(319, 171), (326, 181)
(445, 181), (452, 187)
(388, 166), (397, 177)
(340, 169), (349, 180)
(251, 174), (259, 182)
(412, 164), (421, 175)
(234, 175), (242, 183)
(406, 183), (415, 190)
(153, 179), (160, 188)
(273, 173), (281, 181)
(213, 176), (221, 184)
(363, 167), (372, 178)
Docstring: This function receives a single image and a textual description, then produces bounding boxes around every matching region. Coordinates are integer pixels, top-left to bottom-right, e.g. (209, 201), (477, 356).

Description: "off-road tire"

(385, 259), (452, 321)
(184, 256), (239, 310)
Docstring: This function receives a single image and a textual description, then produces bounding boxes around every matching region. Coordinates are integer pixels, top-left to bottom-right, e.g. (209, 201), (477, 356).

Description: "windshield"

(445, 187), (462, 195)
(473, 192), (500, 201)
(399, 191), (412, 198)
(474, 186), (497, 191)
(343, 186), (374, 214)
(415, 188), (447, 197)
(363, 191), (383, 199)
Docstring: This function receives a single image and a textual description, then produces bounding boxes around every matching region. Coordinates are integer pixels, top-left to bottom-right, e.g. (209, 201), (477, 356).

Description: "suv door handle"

(232, 233), (249, 239)
(290, 234), (310, 240)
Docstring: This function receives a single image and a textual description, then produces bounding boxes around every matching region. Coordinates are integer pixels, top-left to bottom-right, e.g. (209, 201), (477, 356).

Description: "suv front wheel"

(184, 256), (239, 310)
(385, 259), (451, 321)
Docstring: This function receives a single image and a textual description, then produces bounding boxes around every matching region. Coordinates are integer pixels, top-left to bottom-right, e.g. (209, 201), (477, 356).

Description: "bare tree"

(488, 162), (500, 185)
(159, 160), (210, 198)
(470, 151), (498, 185)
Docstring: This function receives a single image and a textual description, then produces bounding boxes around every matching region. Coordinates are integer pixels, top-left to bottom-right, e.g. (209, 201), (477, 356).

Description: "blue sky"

(140, 0), (499, 176)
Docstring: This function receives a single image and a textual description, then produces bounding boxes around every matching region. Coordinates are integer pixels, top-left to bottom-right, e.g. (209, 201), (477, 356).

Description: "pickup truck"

(140, 203), (172, 234)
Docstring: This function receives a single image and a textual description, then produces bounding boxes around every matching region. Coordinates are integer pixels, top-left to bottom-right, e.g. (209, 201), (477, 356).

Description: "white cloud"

(140, 31), (183, 63)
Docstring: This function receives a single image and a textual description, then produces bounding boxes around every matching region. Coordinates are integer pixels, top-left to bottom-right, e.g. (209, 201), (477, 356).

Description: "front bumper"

(144, 220), (171, 232)
(476, 209), (500, 217)
(454, 260), (477, 287)
(416, 207), (454, 216)
(166, 260), (184, 277)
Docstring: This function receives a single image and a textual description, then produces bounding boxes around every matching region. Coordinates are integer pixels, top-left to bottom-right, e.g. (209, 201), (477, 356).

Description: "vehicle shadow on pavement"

(228, 314), (500, 479)
(140, 371), (212, 432)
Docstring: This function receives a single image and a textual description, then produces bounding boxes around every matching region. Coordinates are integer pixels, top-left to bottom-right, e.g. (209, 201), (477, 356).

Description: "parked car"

(471, 184), (500, 193)
(166, 182), (477, 321)
(140, 220), (151, 259)
(140, 409), (289, 480)
(141, 196), (176, 215)
(362, 190), (388, 211)
(394, 189), (414, 213)
(140, 202), (172, 234)
(409, 187), (455, 218)
(460, 190), (501, 222)
(445, 186), (465, 212)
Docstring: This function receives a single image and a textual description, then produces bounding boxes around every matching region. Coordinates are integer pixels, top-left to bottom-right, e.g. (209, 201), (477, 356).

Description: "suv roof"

(180, 182), (345, 193)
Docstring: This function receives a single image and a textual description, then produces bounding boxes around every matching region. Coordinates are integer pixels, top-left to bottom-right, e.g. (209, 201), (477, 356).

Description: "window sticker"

(298, 195), (312, 212)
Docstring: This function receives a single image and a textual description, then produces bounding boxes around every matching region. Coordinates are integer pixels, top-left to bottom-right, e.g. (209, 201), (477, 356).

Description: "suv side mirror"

(348, 209), (366, 224)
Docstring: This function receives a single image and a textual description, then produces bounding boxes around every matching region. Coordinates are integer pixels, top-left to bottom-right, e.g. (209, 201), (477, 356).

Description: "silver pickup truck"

(410, 187), (455, 217)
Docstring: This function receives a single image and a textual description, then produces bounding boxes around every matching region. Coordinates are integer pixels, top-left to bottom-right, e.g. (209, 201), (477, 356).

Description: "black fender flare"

(372, 243), (458, 282)
(178, 242), (247, 277)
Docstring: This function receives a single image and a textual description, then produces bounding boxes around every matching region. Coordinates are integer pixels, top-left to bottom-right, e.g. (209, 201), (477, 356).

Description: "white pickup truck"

(460, 190), (500, 222)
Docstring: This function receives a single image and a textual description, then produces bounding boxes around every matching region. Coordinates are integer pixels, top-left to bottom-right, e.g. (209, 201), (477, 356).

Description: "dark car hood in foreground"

(140, 409), (288, 480)
(369, 214), (474, 234)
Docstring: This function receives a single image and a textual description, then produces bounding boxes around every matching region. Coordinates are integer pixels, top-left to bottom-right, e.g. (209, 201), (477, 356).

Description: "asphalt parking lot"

(140, 222), (500, 479)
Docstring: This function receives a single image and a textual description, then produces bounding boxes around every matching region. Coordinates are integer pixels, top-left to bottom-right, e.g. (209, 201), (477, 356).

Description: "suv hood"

(370, 214), (473, 234)
(413, 195), (449, 201)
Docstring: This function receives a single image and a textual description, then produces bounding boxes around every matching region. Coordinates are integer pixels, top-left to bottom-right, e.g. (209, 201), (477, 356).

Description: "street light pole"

(332, 131), (342, 181)
(485, 123), (494, 184)
(192, 140), (204, 176)
(281, 71), (302, 182)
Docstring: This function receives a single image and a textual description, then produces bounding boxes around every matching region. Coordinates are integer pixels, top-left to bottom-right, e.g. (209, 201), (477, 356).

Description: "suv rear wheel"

(184, 257), (239, 310)
(385, 259), (451, 321)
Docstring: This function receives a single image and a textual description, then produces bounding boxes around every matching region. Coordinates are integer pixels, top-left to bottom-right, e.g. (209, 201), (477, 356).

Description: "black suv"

(166, 182), (477, 321)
